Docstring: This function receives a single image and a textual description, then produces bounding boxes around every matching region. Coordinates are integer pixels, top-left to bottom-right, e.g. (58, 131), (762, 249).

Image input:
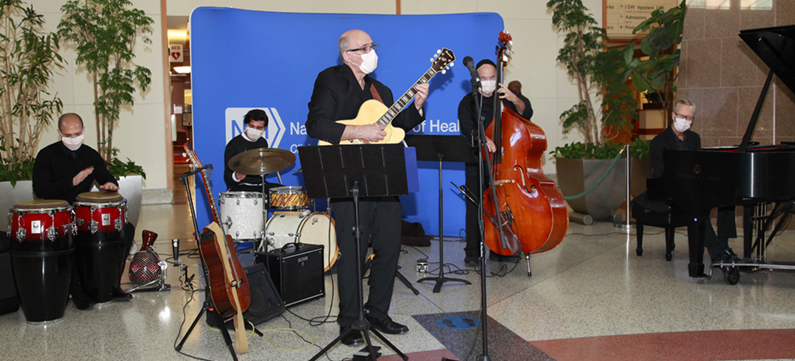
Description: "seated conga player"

(224, 109), (281, 192)
(32, 112), (135, 309)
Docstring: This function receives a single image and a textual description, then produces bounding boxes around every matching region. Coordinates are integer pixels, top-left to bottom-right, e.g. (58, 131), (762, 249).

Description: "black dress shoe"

(340, 327), (364, 346)
(112, 287), (133, 301)
(71, 293), (95, 310)
(366, 315), (408, 335)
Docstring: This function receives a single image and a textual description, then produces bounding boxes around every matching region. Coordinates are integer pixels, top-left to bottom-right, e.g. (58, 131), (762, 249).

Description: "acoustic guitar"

(184, 146), (251, 354)
(318, 48), (455, 145)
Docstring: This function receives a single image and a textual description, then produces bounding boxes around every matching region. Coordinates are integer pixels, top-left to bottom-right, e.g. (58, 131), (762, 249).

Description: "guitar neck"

(375, 67), (437, 128)
(196, 168), (221, 224)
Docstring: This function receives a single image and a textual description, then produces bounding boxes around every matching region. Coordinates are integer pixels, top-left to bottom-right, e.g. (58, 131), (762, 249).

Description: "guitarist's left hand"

(414, 83), (429, 110)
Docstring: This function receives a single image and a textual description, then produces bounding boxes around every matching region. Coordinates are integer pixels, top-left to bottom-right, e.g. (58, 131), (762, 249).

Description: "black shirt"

(458, 90), (533, 151)
(223, 133), (270, 191)
(306, 65), (425, 144)
(32, 142), (117, 204)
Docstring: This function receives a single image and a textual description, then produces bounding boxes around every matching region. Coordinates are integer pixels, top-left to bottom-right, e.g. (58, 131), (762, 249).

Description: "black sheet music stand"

(298, 144), (410, 361)
(404, 134), (474, 293)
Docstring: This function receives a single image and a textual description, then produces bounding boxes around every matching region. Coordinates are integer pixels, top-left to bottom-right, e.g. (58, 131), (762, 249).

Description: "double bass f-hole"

(513, 165), (536, 194)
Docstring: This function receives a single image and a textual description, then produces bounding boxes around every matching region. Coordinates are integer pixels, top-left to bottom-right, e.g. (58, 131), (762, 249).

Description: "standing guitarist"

(306, 29), (428, 347)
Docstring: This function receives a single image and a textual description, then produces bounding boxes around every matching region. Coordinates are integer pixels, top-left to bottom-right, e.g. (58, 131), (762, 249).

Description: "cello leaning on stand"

(482, 31), (569, 257)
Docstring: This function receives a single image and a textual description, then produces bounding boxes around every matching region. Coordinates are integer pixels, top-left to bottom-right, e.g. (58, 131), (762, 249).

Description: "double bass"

(482, 31), (569, 256)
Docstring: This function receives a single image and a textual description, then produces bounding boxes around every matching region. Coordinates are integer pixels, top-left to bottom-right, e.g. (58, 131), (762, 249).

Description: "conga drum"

(73, 191), (127, 303)
(9, 200), (74, 323)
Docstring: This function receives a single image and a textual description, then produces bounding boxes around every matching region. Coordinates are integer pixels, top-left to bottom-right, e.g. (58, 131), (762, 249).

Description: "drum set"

(220, 148), (338, 272)
(7, 191), (128, 323)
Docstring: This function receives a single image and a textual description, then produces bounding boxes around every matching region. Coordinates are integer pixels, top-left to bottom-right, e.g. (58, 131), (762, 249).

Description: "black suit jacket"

(306, 65), (424, 144)
(650, 126), (701, 178)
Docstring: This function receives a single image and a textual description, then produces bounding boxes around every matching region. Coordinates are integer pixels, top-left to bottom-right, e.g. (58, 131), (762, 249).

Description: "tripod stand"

(405, 134), (473, 293)
(174, 168), (238, 360)
(175, 167), (262, 360)
(299, 144), (414, 361)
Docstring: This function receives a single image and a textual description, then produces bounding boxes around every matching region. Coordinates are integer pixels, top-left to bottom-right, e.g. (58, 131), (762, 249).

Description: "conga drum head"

(75, 191), (124, 203)
(12, 199), (70, 211)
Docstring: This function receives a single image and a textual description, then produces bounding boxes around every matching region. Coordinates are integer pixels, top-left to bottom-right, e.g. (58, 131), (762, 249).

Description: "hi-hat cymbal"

(228, 147), (296, 175)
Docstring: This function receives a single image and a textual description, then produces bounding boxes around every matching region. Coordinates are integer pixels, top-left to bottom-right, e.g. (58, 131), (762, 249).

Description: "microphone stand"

(467, 65), (495, 361)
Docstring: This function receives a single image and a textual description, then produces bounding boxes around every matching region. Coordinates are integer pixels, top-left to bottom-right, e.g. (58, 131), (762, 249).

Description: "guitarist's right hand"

(341, 123), (387, 143)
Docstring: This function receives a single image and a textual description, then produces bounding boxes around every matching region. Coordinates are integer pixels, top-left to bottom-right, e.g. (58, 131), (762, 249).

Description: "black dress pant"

(332, 196), (401, 327)
(464, 162), (487, 258)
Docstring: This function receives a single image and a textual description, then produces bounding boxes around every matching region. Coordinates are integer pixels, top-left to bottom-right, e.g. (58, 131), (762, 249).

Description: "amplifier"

(255, 243), (324, 307)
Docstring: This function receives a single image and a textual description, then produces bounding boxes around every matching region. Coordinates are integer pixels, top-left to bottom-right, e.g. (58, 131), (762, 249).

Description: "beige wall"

(32, 0), (168, 193)
(678, 0), (795, 147)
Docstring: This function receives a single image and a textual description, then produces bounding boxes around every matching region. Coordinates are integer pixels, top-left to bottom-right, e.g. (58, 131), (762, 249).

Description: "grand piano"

(647, 25), (795, 283)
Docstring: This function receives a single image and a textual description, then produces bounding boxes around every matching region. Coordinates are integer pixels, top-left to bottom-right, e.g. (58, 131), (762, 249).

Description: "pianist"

(640, 99), (740, 264)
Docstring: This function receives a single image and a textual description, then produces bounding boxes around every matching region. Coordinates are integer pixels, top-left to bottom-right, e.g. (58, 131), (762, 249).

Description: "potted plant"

(0, 0), (64, 231)
(58, 0), (154, 227)
(547, 0), (640, 221)
(623, 0), (686, 120)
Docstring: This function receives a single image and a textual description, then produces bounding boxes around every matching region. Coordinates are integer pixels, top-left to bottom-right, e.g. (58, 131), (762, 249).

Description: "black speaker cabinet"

(255, 244), (324, 307)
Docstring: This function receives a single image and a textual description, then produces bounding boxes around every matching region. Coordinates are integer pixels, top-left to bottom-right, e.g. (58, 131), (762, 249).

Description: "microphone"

(172, 238), (180, 262)
(463, 56), (480, 85)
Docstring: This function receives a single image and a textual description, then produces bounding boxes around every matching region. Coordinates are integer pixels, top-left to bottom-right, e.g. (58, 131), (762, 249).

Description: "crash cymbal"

(228, 147), (296, 175)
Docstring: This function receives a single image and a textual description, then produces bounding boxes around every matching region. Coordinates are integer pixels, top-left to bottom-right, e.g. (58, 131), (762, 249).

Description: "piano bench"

(632, 204), (689, 261)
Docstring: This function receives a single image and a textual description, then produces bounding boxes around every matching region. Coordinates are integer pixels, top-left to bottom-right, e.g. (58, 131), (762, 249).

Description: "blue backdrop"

(190, 8), (503, 237)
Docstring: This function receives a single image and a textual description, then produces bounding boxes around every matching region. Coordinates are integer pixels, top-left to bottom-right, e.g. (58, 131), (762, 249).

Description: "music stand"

(298, 144), (411, 361)
(404, 134), (474, 293)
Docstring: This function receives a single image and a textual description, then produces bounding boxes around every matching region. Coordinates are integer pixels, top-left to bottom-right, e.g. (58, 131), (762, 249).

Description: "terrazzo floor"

(3, 182), (795, 360)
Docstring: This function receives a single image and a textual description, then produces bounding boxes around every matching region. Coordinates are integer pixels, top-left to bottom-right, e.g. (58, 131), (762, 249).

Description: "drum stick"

(276, 171), (283, 185)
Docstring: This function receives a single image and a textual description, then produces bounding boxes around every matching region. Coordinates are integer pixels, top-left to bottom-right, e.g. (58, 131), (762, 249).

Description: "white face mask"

(673, 117), (692, 133)
(246, 126), (263, 140)
(481, 80), (497, 95)
(354, 50), (378, 74)
(61, 134), (84, 151)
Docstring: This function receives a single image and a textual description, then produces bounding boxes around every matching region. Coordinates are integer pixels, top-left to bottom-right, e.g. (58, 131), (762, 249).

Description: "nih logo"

(225, 107), (286, 148)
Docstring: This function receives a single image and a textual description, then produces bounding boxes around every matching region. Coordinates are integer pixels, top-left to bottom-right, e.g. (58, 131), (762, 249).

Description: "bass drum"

(264, 211), (338, 271)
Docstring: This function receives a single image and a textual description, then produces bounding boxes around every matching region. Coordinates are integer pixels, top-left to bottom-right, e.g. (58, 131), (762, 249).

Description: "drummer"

(224, 109), (281, 192)
(32, 113), (135, 309)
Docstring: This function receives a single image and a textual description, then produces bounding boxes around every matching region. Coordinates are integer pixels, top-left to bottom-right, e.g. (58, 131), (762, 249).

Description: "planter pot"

(556, 156), (651, 222)
(0, 180), (35, 232)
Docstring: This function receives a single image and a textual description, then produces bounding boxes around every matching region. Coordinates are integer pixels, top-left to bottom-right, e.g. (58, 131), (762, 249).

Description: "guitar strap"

(369, 84), (384, 104)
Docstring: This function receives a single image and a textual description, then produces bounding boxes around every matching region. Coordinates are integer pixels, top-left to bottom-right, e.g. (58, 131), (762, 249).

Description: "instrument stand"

(299, 144), (413, 361)
(405, 134), (474, 293)
(174, 170), (240, 361)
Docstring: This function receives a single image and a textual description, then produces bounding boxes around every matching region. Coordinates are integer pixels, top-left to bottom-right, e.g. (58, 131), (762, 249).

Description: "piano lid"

(737, 25), (795, 152)
(740, 25), (795, 93)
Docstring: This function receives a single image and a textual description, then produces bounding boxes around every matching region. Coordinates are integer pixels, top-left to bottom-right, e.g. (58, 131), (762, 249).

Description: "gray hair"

(674, 99), (696, 114)
(338, 34), (349, 57)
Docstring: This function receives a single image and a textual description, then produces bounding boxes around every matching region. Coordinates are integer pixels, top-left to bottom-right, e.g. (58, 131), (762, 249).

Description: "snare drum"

(73, 191), (128, 303)
(218, 191), (265, 240)
(264, 211), (338, 271)
(269, 186), (311, 211)
(8, 200), (74, 323)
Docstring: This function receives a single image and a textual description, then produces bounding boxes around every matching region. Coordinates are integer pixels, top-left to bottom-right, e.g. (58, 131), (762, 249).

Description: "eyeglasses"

(346, 44), (378, 54)
(674, 112), (694, 121)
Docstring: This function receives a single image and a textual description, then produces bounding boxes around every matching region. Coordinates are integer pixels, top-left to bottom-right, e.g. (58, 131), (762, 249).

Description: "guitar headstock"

(497, 30), (513, 65)
(182, 144), (203, 170)
(431, 48), (455, 74)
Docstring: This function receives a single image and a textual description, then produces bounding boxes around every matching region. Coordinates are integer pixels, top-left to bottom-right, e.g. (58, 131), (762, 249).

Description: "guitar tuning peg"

(450, 62), (454, 67)
(441, 70), (446, 74)
(437, 49), (441, 54)
(430, 58), (434, 62)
